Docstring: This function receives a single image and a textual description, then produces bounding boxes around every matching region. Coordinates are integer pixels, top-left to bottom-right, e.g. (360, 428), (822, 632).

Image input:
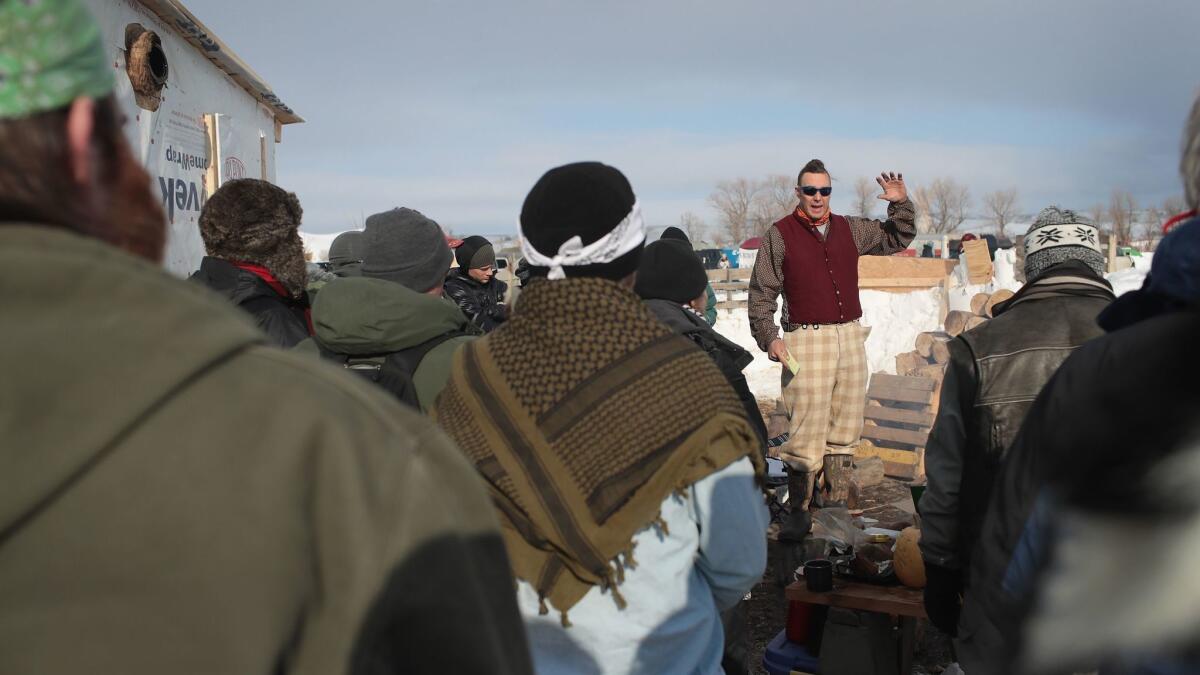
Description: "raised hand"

(876, 172), (907, 203)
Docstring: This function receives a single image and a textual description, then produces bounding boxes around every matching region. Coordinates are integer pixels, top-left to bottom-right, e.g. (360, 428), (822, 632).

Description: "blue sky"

(193, 0), (1199, 235)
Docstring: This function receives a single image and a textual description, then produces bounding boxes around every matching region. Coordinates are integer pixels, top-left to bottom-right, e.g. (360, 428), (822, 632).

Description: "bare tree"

(1163, 195), (1185, 217)
(912, 178), (971, 233)
(1087, 203), (1107, 234)
(1107, 189), (1136, 246)
(749, 174), (797, 236)
(983, 188), (1019, 237)
(678, 211), (707, 244)
(1140, 205), (1163, 247)
(852, 177), (876, 218)
(708, 178), (760, 246)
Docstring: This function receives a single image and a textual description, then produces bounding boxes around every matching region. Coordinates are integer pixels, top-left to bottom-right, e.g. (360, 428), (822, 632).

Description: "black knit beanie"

(519, 161), (642, 281)
(634, 240), (709, 304)
(660, 226), (691, 245)
(456, 235), (496, 270)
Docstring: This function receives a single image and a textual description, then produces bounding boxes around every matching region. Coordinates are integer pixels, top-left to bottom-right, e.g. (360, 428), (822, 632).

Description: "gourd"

(893, 527), (926, 589)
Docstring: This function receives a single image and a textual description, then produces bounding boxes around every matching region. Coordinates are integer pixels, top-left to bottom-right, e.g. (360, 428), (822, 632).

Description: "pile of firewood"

(894, 289), (1015, 379)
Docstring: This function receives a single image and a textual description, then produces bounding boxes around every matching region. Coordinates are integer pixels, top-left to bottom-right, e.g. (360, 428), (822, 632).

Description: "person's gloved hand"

(923, 563), (963, 637)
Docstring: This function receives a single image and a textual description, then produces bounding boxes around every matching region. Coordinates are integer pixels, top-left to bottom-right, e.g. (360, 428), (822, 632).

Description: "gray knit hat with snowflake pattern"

(1023, 206), (1106, 281)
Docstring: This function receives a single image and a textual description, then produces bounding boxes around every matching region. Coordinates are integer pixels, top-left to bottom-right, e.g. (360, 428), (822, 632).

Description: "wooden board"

(883, 460), (920, 481)
(857, 256), (957, 281)
(710, 281), (748, 291)
(715, 300), (748, 310)
(862, 424), (929, 448)
(858, 277), (946, 290)
(863, 406), (935, 428)
(785, 580), (928, 619)
(869, 373), (938, 392)
(962, 239), (994, 283)
(866, 384), (935, 406)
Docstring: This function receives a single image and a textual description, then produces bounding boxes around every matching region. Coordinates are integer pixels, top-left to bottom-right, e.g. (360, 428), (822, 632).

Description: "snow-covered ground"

(1106, 252), (1152, 296)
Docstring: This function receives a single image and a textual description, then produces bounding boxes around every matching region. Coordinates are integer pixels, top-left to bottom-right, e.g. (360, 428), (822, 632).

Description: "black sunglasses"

(799, 186), (832, 197)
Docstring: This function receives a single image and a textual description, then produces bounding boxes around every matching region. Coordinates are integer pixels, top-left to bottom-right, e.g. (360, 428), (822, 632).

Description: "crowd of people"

(3, 2), (1200, 674)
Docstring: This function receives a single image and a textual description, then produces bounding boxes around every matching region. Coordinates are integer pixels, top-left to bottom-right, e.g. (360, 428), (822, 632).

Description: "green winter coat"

(295, 277), (478, 412)
(0, 225), (531, 675)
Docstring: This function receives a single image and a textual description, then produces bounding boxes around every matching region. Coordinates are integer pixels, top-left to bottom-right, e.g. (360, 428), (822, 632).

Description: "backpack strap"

(374, 330), (470, 408)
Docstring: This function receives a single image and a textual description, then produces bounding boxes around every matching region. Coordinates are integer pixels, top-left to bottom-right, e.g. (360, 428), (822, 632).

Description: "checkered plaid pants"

(778, 321), (869, 472)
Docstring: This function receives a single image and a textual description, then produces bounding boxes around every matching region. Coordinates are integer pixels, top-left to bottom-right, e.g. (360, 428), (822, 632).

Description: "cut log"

(965, 315), (987, 331)
(911, 364), (946, 382)
(852, 455), (886, 488)
(914, 331), (951, 358)
(970, 292), (991, 316)
(895, 350), (926, 376)
(930, 338), (952, 365)
(985, 289), (1015, 317)
(944, 310), (974, 337)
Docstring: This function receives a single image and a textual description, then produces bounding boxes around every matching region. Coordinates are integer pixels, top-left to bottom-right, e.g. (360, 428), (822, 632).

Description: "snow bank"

(861, 288), (944, 374)
(1106, 267), (1148, 297)
(714, 309), (780, 402)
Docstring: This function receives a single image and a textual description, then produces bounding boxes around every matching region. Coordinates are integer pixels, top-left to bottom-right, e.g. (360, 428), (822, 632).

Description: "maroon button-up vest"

(776, 213), (863, 324)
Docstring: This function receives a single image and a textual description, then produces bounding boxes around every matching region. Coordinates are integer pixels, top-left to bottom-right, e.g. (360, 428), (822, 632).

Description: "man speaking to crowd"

(749, 160), (916, 542)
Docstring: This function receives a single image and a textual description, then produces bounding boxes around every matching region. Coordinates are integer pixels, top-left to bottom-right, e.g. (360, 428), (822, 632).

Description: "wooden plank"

(855, 444), (920, 466)
(862, 424), (930, 448)
(716, 300), (748, 310)
(785, 580), (927, 619)
(962, 239), (993, 283)
(729, 268), (753, 281)
(859, 277), (947, 289)
(867, 384), (935, 405)
(883, 460), (918, 481)
(870, 373), (938, 392)
(857, 255), (957, 281)
(863, 406), (934, 427)
(710, 281), (749, 291)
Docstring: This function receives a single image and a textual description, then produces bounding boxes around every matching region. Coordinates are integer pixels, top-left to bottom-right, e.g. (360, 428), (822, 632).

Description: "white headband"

(1025, 223), (1102, 257)
(520, 201), (646, 280)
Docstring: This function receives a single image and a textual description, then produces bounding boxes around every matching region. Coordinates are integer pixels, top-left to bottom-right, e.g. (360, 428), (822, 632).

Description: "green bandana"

(0, 0), (114, 119)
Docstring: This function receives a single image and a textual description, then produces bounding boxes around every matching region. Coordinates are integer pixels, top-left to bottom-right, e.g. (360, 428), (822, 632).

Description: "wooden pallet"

(857, 373), (937, 481)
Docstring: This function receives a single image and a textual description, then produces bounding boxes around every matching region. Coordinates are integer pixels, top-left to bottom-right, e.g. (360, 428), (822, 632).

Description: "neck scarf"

(794, 207), (831, 229)
(432, 277), (762, 625)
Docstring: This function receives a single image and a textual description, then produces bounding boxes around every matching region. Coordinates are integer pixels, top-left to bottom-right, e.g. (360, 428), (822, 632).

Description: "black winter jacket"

(444, 268), (508, 333)
(644, 298), (768, 452)
(963, 300), (1200, 671)
(919, 261), (1115, 575)
(190, 256), (310, 348)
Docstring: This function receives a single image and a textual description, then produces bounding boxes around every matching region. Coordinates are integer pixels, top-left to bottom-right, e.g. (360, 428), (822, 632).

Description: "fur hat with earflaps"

(199, 178), (307, 298)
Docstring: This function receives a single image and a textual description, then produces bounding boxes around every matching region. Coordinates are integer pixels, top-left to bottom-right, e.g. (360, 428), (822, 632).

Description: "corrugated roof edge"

(135, 0), (304, 125)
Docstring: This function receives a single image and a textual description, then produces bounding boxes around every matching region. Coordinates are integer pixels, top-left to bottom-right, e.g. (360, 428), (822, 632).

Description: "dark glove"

(923, 563), (963, 637)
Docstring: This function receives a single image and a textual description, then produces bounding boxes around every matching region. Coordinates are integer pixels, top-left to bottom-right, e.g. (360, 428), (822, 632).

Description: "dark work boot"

(778, 470), (814, 543)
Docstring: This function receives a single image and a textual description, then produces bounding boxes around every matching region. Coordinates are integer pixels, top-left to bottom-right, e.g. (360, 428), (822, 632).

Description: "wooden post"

(1107, 235), (1118, 273)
